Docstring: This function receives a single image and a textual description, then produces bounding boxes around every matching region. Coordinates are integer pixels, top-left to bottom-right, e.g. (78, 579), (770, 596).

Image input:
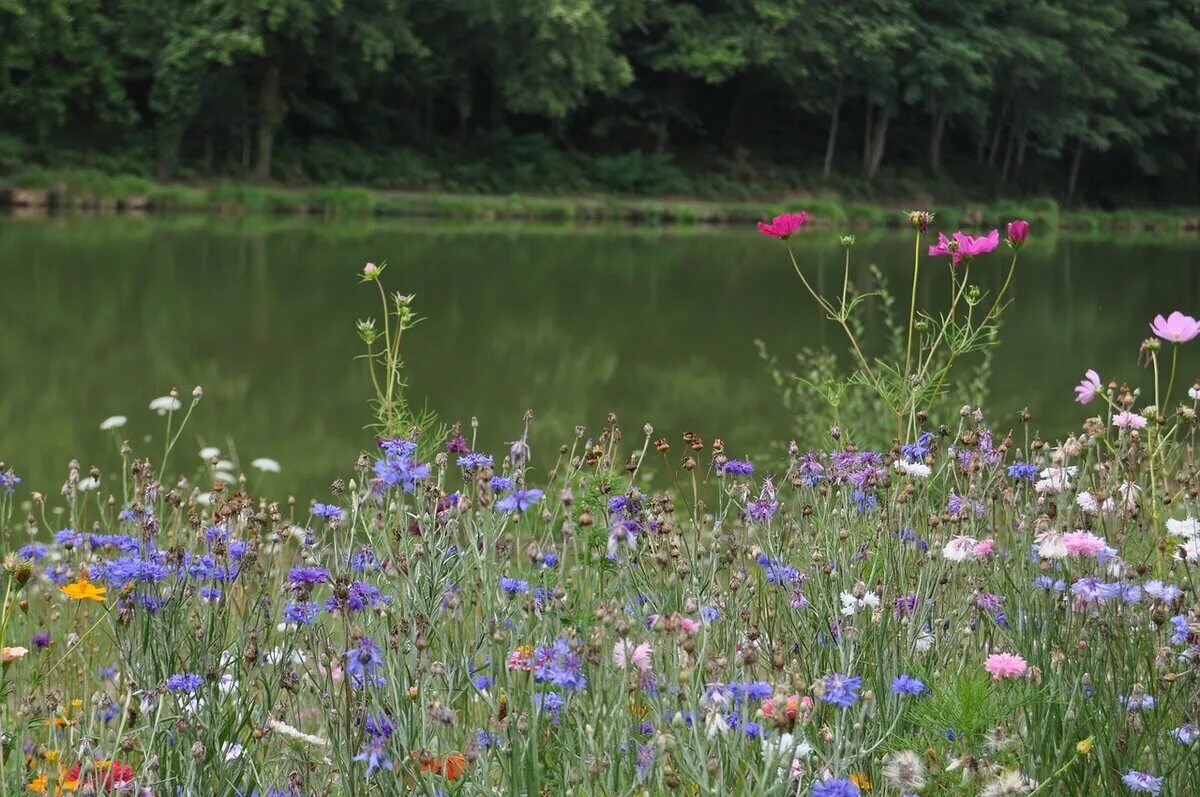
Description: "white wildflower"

(99, 415), (127, 431)
(1166, 517), (1200, 539)
(942, 535), (978, 562)
(199, 446), (221, 461)
(251, 457), (282, 473)
(894, 460), (931, 478)
(839, 590), (880, 616)
(267, 717), (329, 747)
(149, 396), (182, 415)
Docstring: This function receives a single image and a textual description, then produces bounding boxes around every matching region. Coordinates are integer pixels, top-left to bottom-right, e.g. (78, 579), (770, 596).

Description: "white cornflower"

(894, 460), (931, 478)
(1034, 531), (1068, 560)
(77, 476), (100, 492)
(251, 457), (282, 473)
(942, 535), (979, 562)
(839, 590), (880, 616)
(99, 415), (127, 431)
(1166, 517), (1200, 539)
(149, 396), (182, 415)
(199, 447), (221, 461)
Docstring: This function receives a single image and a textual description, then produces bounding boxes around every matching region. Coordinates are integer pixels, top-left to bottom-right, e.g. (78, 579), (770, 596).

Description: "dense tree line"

(1, 0), (1198, 205)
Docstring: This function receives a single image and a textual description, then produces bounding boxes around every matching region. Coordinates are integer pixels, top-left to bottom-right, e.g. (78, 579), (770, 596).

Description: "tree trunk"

(1066, 140), (1086, 206)
(155, 124), (183, 182)
(253, 60), (283, 182)
(822, 78), (843, 179)
(1014, 122), (1028, 178)
(929, 106), (948, 172)
(866, 107), (889, 180)
(862, 103), (875, 170)
(1000, 125), (1016, 183)
(987, 96), (1010, 167)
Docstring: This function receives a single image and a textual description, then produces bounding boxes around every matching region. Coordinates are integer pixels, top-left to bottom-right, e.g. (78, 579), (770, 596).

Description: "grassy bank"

(2, 169), (1198, 234)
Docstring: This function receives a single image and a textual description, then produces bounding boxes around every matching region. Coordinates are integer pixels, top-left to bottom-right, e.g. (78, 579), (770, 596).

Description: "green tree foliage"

(0, 0), (1197, 205)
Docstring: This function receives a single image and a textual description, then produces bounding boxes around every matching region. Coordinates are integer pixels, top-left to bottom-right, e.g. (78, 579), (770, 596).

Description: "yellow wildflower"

(59, 577), (106, 602)
(850, 773), (873, 790)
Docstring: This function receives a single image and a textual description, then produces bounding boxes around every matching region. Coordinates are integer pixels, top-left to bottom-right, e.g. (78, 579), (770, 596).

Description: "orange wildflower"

(27, 772), (47, 793)
(850, 772), (872, 790)
(60, 577), (106, 602)
(413, 751), (466, 780)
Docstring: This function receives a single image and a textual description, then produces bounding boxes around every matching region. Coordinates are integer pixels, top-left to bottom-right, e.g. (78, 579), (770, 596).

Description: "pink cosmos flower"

(1074, 369), (1102, 404)
(757, 212), (808, 239)
(984, 652), (1028, 680)
(1113, 411), (1148, 430)
(1063, 530), (1108, 557)
(1006, 219), (1029, 247)
(1150, 311), (1200, 343)
(612, 640), (653, 673)
(972, 538), (996, 559)
(928, 229), (1000, 267)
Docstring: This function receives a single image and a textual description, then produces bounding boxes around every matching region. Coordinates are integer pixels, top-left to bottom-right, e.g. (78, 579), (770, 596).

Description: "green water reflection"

(1, 215), (1198, 500)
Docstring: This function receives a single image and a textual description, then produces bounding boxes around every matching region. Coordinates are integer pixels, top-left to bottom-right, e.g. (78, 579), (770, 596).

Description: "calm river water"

(2, 215), (1198, 499)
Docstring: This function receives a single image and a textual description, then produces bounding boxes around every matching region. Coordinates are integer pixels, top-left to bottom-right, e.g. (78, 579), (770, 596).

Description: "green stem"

(785, 243), (878, 385)
(903, 230), (921, 379)
(1164, 344), (1178, 415)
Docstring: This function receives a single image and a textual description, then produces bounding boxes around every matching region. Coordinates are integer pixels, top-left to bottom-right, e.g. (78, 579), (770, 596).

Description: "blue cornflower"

(364, 713), (395, 738)
(534, 639), (586, 691)
(0, 470), (20, 494)
(54, 528), (82, 547)
(199, 586), (222, 602)
(345, 637), (386, 688)
(490, 476), (514, 491)
(742, 721), (765, 739)
(499, 577), (531, 595)
(811, 778), (860, 797)
(287, 566), (330, 586)
(1121, 694), (1156, 712)
(1122, 770), (1164, 794)
(457, 452), (493, 471)
(100, 555), (172, 584)
(819, 673), (862, 708)
(373, 439), (430, 492)
(720, 459), (754, 476)
(495, 488), (544, 514)
(166, 673), (204, 693)
(1170, 615), (1190, 645)
(88, 534), (140, 553)
(891, 674), (926, 696)
(353, 735), (392, 777)
(900, 431), (933, 462)
(325, 581), (389, 614)
(756, 554), (800, 585)
(533, 691), (565, 722)
(349, 548), (378, 572)
(539, 552), (559, 568)
(635, 743), (655, 781)
(311, 503), (344, 521)
(18, 543), (47, 561)
(476, 729), (500, 749)
(1007, 461), (1038, 480)
(699, 606), (720, 622)
(1144, 580), (1181, 602)
(474, 676), (493, 691)
(283, 601), (320, 626)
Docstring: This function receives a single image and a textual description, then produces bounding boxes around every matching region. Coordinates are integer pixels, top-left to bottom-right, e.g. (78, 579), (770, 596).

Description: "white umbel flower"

(251, 457), (282, 473)
(99, 415), (127, 431)
(149, 396), (182, 415)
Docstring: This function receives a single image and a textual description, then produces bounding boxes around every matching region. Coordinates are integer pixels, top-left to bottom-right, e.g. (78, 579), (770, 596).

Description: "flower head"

(928, 229), (1000, 267)
(811, 778), (860, 797)
(984, 652), (1027, 680)
(1006, 219), (1029, 248)
(1113, 412), (1148, 430)
(60, 577), (107, 602)
(1150, 311), (1200, 343)
(757, 212), (807, 239)
(1074, 369), (1102, 404)
(1122, 770), (1164, 794)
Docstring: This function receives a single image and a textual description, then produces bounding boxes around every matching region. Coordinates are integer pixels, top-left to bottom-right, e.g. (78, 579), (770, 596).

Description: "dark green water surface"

(2, 215), (1198, 500)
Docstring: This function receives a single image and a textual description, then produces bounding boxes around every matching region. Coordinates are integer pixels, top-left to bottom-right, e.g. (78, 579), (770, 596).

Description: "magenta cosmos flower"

(1006, 219), (1029, 248)
(1074, 369), (1102, 404)
(1149, 311), (1200, 343)
(928, 229), (1000, 267)
(983, 652), (1027, 680)
(757, 212), (807, 239)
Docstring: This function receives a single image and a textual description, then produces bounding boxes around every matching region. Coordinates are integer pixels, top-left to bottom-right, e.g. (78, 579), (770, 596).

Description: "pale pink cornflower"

(680, 618), (700, 635)
(757, 212), (808, 239)
(1074, 369), (1102, 404)
(1113, 411), (1148, 430)
(612, 640), (653, 673)
(984, 652), (1028, 680)
(928, 229), (1000, 267)
(1063, 530), (1108, 557)
(1034, 530), (1068, 560)
(972, 539), (996, 559)
(1150, 311), (1200, 343)
(942, 535), (979, 562)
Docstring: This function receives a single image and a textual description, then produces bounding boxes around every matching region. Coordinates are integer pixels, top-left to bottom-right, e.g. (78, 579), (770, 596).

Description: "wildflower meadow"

(2, 212), (1200, 797)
